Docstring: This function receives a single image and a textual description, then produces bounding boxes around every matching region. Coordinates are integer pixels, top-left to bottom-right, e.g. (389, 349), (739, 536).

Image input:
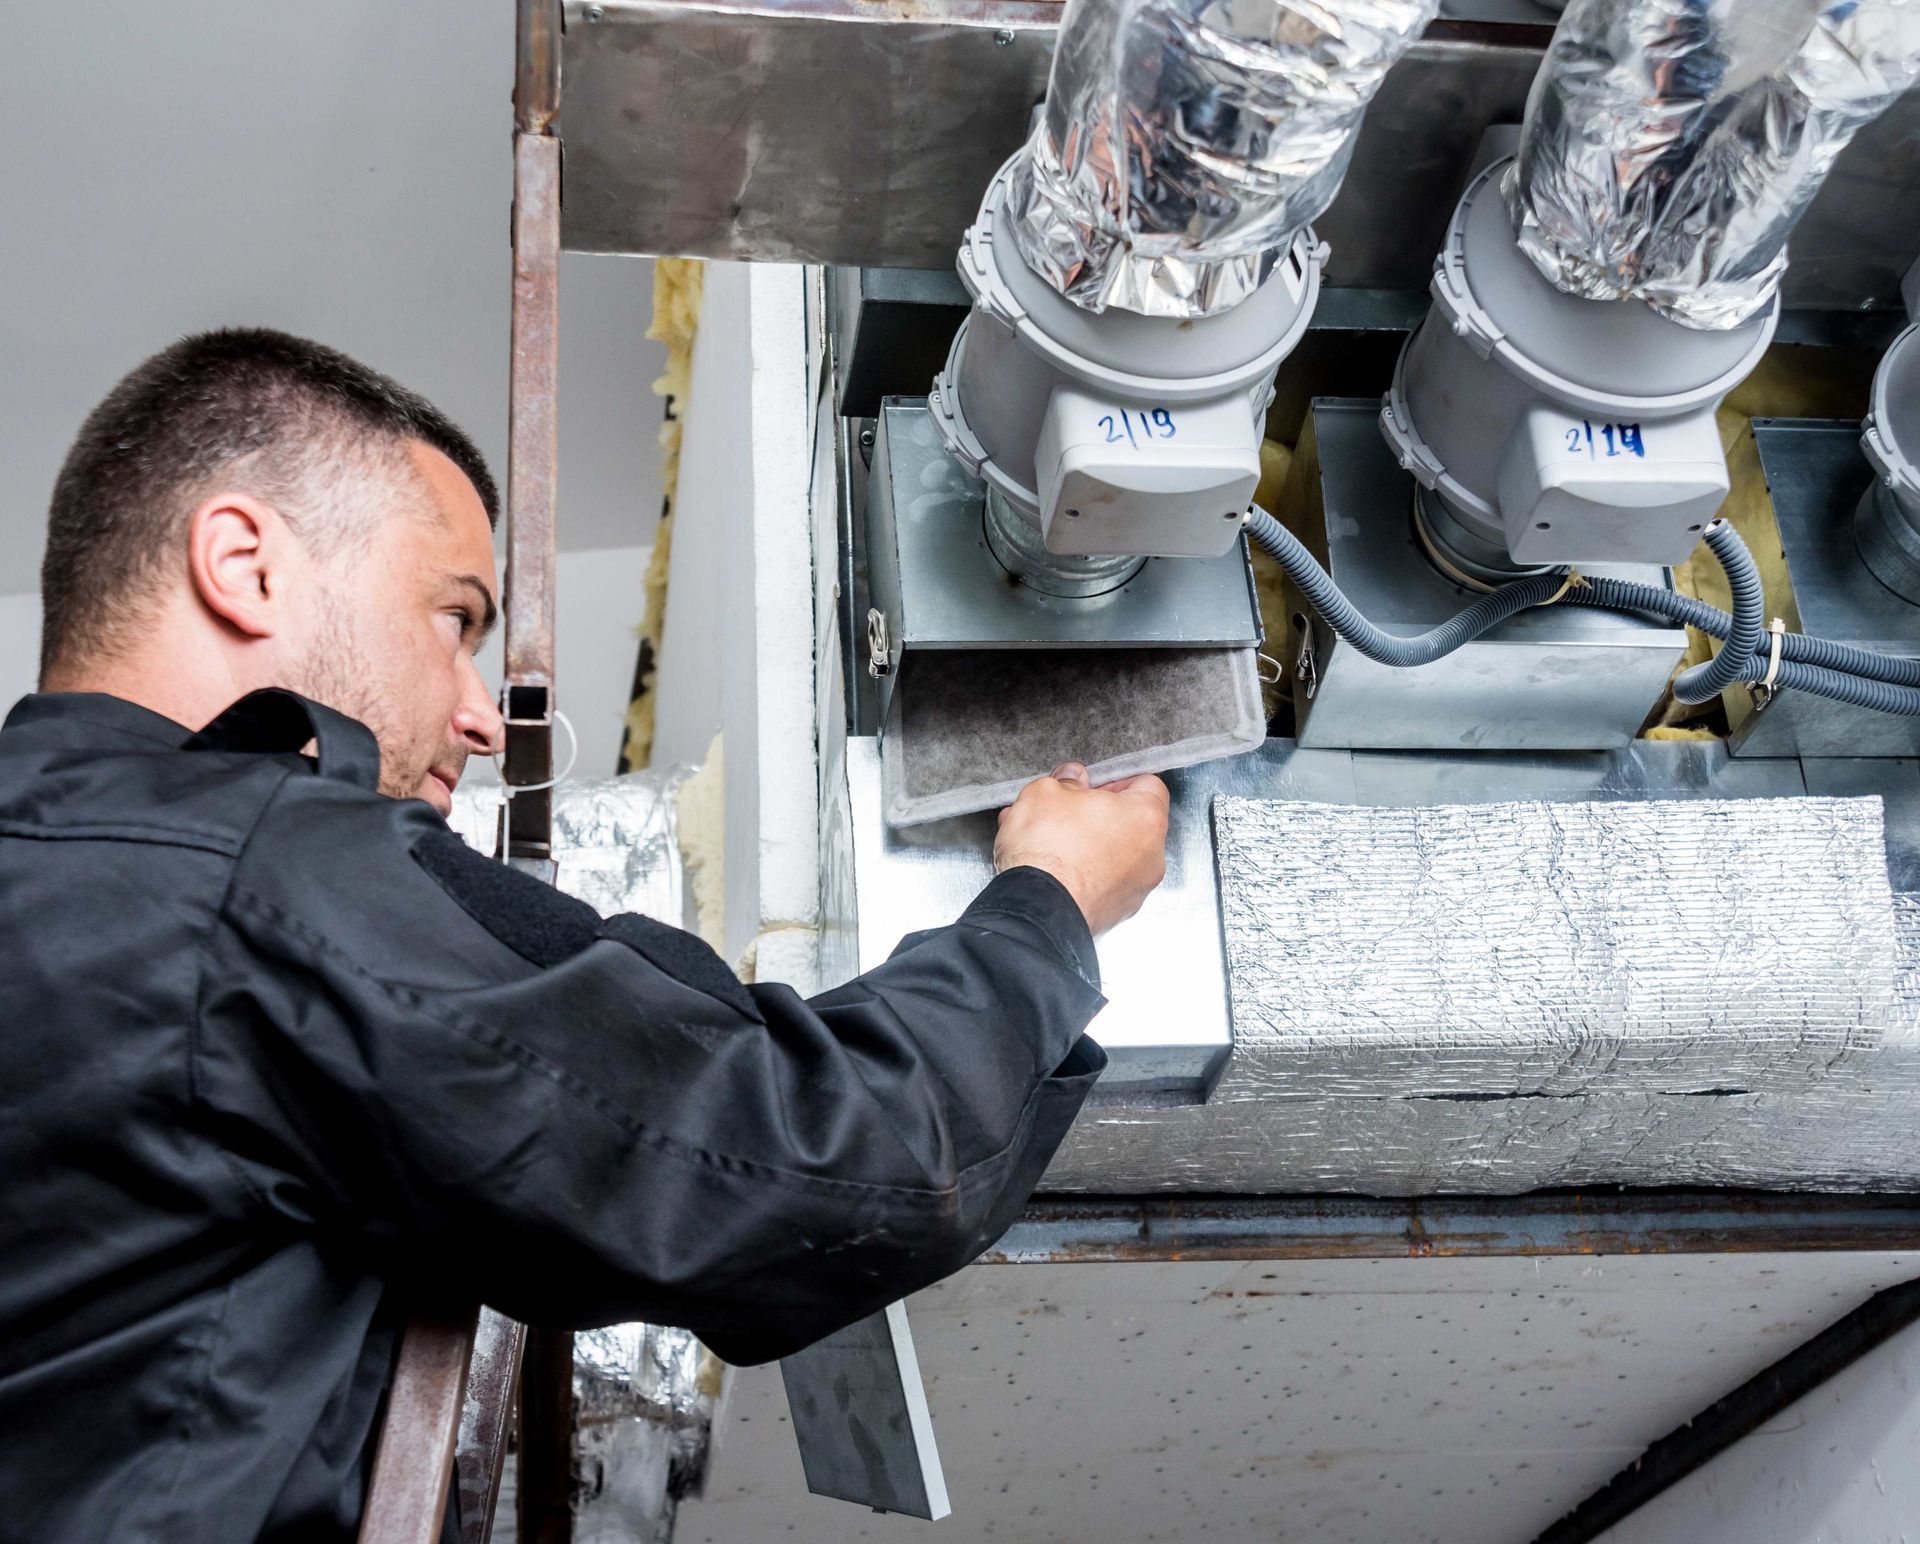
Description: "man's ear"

(185, 493), (291, 640)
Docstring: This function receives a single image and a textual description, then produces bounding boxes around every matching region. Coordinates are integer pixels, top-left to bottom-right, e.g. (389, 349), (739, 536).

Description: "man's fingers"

(1052, 762), (1091, 788)
(1104, 773), (1171, 809)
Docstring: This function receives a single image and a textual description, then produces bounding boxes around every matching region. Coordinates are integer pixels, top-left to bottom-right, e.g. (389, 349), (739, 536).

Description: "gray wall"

(1, 0), (663, 602)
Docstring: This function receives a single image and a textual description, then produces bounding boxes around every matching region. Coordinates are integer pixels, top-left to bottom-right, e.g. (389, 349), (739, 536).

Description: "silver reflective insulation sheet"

(1213, 794), (1900, 1094)
(1507, 0), (1920, 329)
(448, 774), (684, 923)
(1041, 796), (1920, 1195)
(1004, 0), (1438, 317)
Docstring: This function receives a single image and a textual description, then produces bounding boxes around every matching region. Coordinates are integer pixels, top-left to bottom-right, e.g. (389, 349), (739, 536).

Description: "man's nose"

(454, 654), (506, 757)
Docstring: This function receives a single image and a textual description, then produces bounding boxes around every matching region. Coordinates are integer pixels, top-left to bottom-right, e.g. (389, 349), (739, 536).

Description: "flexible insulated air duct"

(934, 0), (1435, 571)
(1003, 0), (1440, 319)
(1856, 323), (1920, 602)
(1508, 0), (1920, 330)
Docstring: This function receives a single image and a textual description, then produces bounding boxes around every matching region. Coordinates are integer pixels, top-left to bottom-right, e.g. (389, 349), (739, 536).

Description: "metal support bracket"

(359, 1310), (480, 1544)
(361, 7), (560, 1544)
(500, 125), (563, 863)
(780, 1304), (951, 1520)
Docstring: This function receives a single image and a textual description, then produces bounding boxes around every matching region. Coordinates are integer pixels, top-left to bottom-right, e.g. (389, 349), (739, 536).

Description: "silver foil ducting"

(572, 1325), (723, 1544)
(449, 774), (714, 1540)
(1041, 795), (1920, 1195)
(448, 773), (685, 923)
(1507, 0), (1920, 329)
(1004, 0), (1438, 317)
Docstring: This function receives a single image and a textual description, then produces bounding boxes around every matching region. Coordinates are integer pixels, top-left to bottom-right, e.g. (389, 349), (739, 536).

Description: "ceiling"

(680, 1250), (1920, 1544)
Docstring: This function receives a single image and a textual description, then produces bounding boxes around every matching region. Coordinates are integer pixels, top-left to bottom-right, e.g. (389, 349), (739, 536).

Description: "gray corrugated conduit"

(1244, 507), (1920, 717)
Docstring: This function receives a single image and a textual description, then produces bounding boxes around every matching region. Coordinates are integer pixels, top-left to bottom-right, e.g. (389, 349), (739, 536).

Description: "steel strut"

(355, 4), (560, 1541)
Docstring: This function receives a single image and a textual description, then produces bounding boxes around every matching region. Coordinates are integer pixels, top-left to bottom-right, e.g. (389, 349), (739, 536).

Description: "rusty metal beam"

(516, 0), (562, 134)
(558, 0), (1920, 316)
(454, 1310), (527, 1544)
(504, 3), (569, 1534)
(501, 126), (563, 866)
(517, 1327), (578, 1544)
(988, 1192), (1920, 1265)
(358, 1310), (480, 1544)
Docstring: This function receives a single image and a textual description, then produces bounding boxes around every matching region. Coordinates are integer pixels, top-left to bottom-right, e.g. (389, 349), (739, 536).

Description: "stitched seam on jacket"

(189, 768), (302, 1222)
(149, 1274), (244, 1541)
(0, 818), (244, 857)
(226, 887), (1052, 1210)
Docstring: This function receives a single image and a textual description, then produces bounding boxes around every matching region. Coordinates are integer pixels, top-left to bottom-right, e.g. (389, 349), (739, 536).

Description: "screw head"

(993, 28), (1015, 44)
(585, 3), (605, 19)
(858, 427), (875, 448)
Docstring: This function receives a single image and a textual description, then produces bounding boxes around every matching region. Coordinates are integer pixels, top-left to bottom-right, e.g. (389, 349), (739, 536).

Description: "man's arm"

(195, 764), (1165, 1365)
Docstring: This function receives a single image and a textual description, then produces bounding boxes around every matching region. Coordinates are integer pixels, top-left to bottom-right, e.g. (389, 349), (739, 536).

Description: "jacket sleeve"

(196, 775), (1106, 1364)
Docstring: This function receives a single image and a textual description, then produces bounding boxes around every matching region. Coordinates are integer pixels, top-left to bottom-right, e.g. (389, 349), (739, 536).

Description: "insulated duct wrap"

(1041, 796), (1920, 1195)
(448, 775), (714, 1539)
(1004, 0), (1438, 317)
(1507, 0), (1920, 329)
(1212, 795), (1901, 1095)
(572, 1325), (722, 1543)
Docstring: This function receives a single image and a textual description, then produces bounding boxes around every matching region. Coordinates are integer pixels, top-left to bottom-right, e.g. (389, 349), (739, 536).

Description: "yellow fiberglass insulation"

(620, 258), (706, 772)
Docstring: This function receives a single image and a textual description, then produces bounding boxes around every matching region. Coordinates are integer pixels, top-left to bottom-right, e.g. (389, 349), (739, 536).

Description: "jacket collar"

(4, 689), (386, 794)
(3, 692), (193, 749)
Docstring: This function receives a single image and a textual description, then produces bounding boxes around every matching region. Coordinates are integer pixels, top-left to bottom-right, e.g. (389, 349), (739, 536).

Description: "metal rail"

(990, 1192), (1920, 1264)
(503, 4), (570, 1541)
(357, 1311), (479, 1544)
(357, 2), (562, 1540)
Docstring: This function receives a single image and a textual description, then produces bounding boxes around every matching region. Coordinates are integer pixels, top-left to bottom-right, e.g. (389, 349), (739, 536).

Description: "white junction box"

(1498, 401), (1729, 567)
(1034, 384), (1263, 559)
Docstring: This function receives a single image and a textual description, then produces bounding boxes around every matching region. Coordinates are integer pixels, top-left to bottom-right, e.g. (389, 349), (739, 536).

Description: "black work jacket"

(0, 689), (1106, 1542)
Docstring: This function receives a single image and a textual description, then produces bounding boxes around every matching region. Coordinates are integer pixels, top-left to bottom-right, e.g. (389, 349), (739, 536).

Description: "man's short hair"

(40, 327), (499, 676)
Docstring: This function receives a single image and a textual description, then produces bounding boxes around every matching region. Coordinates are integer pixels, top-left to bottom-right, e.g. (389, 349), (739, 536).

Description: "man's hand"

(994, 763), (1170, 936)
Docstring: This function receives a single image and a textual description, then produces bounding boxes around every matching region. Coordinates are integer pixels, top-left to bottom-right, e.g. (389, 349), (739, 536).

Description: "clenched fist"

(994, 763), (1170, 937)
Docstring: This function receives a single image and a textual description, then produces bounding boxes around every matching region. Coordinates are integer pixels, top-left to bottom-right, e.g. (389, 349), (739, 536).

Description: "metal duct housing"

(1507, 0), (1920, 330)
(933, 157), (1324, 563)
(1380, 156), (1776, 574)
(1855, 323), (1920, 603)
(1003, 0), (1439, 319)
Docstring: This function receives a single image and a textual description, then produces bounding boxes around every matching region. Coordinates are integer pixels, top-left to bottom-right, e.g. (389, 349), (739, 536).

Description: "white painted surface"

(740, 265), (823, 970)
(0, 0), (663, 599)
(1594, 1313), (1920, 1544)
(685, 1251), (1920, 1544)
(651, 263), (822, 972)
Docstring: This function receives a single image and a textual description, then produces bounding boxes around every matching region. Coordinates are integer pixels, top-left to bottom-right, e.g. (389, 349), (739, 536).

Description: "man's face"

(283, 441), (504, 816)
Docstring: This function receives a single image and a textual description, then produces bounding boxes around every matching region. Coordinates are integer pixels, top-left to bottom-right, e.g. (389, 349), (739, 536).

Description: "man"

(0, 329), (1169, 1540)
